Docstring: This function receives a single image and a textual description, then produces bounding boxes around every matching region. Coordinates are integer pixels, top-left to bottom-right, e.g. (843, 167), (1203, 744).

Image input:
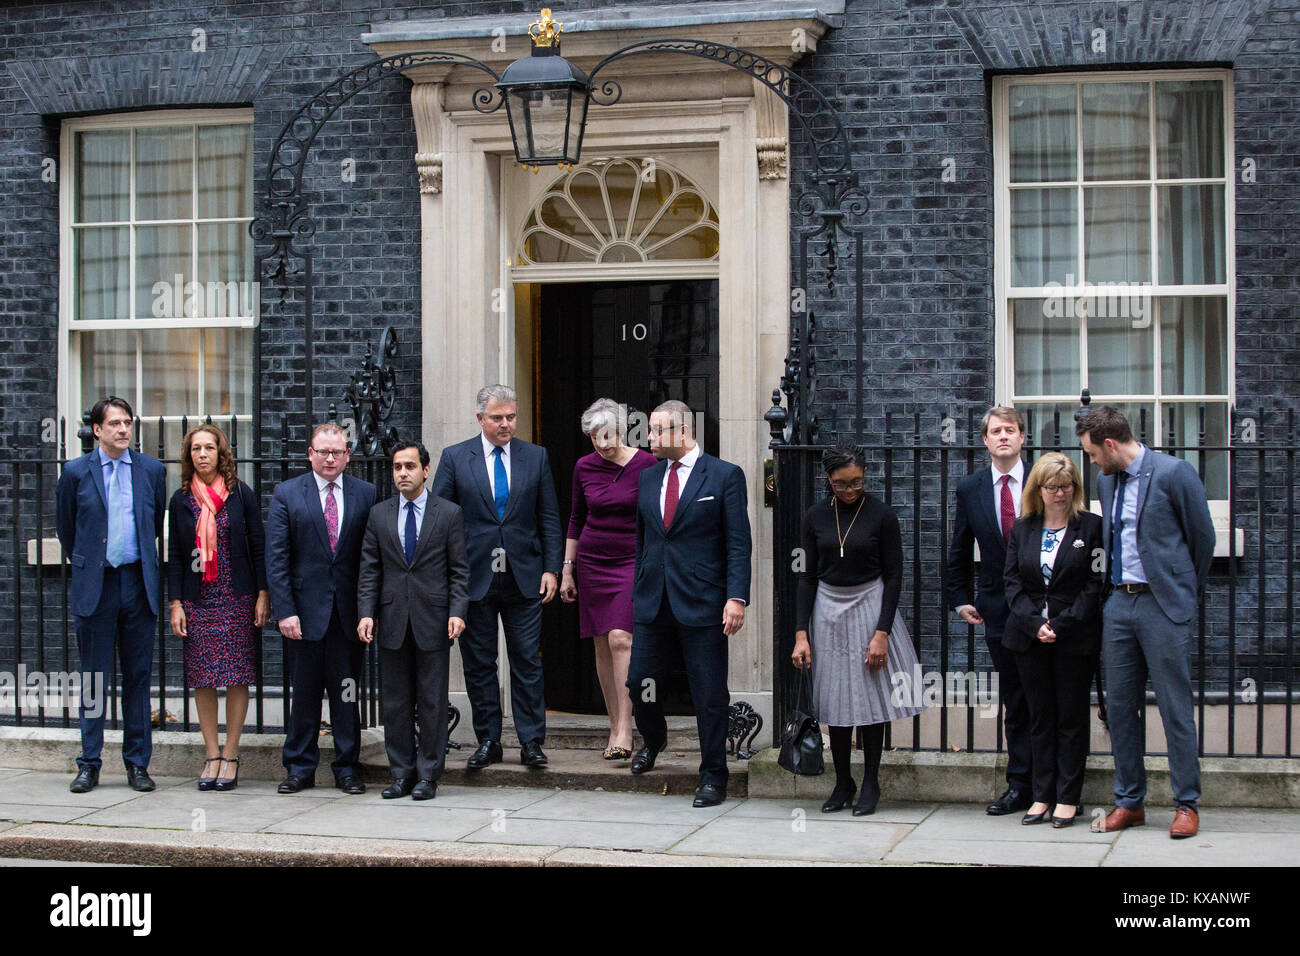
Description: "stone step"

(485, 713), (702, 752)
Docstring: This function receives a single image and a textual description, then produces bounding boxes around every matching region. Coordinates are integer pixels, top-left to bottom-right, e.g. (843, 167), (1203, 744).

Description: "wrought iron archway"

(250, 37), (871, 743)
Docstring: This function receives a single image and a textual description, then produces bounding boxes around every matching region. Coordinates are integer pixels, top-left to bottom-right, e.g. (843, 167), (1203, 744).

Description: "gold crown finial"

(529, 8), (563, 47)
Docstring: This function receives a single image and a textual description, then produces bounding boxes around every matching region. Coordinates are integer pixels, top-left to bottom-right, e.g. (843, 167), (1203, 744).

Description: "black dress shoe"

(125, 764), (155, 792)
(336, 775), (366, 795)
(693, 783), (725, 808)
(821, 779), (857, 813)
(466, 740), (503, 770)
(69, 767), (99, 794)
(411, 779), (438, 801)
(630, 743), (662, 775)
(1021, 807), (1051, 825)
(278, 774), (316, 794)
(382, 778), (415, 799)
(986, 787), (1031, 815)
(852, 779), (881, 817)
(520, 741), (548, 767)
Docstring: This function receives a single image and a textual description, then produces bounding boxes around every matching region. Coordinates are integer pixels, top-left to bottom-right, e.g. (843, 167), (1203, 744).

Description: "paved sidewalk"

(0, 767), (1295, 866)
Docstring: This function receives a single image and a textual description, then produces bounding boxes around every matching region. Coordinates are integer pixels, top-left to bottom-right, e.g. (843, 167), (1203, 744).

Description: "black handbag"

(778, 665), (824, 776)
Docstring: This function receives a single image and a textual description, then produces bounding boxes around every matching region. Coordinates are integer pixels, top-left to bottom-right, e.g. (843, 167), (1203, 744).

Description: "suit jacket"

(431, 436), (563, 602)
(946, 463), (1027, 632)
(265, 471), (376, 641)
(1002, 511), (1104, 655)
(356, 493), (471, 652)
(56, 449), (167, 617)
(633, 451), (752, 628)
(1097, 447), (1215, 625)
(166, 480), (268, 603)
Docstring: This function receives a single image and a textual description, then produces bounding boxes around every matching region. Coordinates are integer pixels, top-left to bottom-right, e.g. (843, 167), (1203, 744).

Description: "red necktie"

(663, 461), (681, 530)
(1000, 474), (1015, 544)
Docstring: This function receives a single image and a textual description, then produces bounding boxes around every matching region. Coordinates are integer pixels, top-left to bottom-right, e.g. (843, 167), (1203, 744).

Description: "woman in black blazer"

(167, 424), (268, 792)
(1003, 452), (1103, 828)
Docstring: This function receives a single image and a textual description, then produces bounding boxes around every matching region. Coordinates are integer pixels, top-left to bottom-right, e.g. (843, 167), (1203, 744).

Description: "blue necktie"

(105, 459), (126, 567)
(404, 500), (417, 566)
(1110, 471), (1129, 586)
(492, 446), (509, 521)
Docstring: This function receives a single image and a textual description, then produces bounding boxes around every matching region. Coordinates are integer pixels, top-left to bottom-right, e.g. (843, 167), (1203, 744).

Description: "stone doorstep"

(0, 824), (857, 868)
(746, 749), (1300, 809)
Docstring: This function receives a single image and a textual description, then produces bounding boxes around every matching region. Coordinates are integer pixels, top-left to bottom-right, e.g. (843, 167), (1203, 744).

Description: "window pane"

(1158, 184), (1225, 284)
(75, 130), (129, 223)
(1161, 298), (1228, 395)
(140, 329), (200, 418)
(135, 126), (193, 221)
(1020, 402), (1085, 456)
(1011, 188), (1077, 286)
(1084, 186), (1150, 283)
(1013, 299), (1079, 396)
(75, 226), (129, 321)
(135, 225), (192, 318)
(1163, 402), (1228, 500)
(197, 224), (254, 316)
(79, 330), (136, 414)
(1008, 84), (1076, 182)
(1157, 80), (1224, 179)
(1082, 82), (1149, 180)
(1088, 309), (1154, 395)
(197, 124), (253, 219)
(204, 327), (252, 418)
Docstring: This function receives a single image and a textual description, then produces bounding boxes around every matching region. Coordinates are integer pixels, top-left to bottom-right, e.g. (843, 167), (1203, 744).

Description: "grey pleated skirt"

(810, 578), (928, 726)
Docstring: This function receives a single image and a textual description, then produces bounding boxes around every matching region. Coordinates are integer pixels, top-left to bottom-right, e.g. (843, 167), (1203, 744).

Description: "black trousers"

(627, 590), (729, 788)
(1014, 641), (1096, 806)
(282, 609), (364, 779)
(380, 624), (450, 781)
(986, 627), (1033, 791)
(461, 572), (546, 746)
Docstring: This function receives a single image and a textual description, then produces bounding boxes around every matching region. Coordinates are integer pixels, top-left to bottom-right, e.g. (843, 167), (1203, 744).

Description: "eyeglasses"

(829, 479), (866, 492)
(1042, 483), (1073, 494)
(311, 447), (348, 459)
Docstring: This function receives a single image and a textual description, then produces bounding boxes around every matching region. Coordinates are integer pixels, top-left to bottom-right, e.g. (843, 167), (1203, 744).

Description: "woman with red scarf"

(168, 424), (269, 791)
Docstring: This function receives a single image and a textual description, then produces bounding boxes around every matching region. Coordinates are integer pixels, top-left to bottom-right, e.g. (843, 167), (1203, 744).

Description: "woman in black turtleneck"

(792, 445), (927, 815)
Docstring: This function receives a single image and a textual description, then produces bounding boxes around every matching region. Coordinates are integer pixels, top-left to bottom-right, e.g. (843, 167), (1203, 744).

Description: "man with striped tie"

(266, 422), (376, 794)
(432, 385), (563, 770)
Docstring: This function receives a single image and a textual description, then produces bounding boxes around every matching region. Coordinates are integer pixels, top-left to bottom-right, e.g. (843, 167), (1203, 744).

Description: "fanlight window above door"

(517, 157), (719, 266)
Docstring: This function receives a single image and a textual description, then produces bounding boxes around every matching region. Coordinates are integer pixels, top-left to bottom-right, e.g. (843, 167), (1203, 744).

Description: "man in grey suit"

(358, 442), (469, 800)
(1077, 406), (1215, 839)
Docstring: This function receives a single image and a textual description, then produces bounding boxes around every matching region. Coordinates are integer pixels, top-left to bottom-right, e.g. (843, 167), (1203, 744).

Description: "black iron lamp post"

(496, 9), (589, 172)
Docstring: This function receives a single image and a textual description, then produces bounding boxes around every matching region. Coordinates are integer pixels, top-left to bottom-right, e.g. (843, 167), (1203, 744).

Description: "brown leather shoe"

(1169, 806), (1199, 839)
(1091, 806), (1145, 832)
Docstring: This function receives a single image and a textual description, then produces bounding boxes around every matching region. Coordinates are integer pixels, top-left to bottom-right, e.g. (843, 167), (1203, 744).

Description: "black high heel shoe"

(821, 779), (857, 813)
(197, 756), (222, 792)
(214, 757), (240, 792)
(1021, 805), (1052, 825)
(1051, 804), (1081, 828)
(852, 779), (881, 816)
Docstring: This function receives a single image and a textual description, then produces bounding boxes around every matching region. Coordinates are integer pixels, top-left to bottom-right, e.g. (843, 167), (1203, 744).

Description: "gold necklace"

(833, 496), (865, 558)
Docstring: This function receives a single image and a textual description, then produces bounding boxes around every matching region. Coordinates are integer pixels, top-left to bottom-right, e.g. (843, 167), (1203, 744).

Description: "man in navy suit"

(265, 422), (377, 794)
(946, 405), (1034, 815)
(56, 396), (167, 794)
(432, 385), (563, 769)
(627, 400), (751, 807)
(1078, 406), (1215, 839)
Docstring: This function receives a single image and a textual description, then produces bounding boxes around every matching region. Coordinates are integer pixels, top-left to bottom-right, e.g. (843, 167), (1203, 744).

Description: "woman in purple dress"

(559, 399), (656, 759)
(167, 424), (268, 792)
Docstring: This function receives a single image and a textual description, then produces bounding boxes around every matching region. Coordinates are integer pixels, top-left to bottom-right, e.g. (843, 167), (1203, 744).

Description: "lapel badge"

(1072, 539), (1085, 548)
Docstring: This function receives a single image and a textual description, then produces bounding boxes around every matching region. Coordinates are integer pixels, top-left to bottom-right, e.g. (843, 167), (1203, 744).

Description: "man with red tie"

(627, 400), (752, 807)
(946, 406), (1034, 815)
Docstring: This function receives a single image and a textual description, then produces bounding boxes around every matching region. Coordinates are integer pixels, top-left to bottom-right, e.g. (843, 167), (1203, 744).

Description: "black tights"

(829, 723), (884, 792)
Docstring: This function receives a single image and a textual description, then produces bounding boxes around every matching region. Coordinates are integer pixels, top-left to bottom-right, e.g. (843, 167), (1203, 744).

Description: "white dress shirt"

(991, 458), (1024, 523)
(313, 470), (344, 530)
(398, 487), (428, 553)
(659, 443), (701, 517)
(481, 434), (512, 497)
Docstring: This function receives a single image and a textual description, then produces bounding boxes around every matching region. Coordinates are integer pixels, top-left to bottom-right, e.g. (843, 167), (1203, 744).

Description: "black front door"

(537, 279), (719, 714)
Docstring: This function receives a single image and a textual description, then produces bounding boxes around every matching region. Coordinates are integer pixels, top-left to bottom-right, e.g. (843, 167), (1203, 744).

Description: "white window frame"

(58, 108), (257, 452)
(993, 69), (1235, 484)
